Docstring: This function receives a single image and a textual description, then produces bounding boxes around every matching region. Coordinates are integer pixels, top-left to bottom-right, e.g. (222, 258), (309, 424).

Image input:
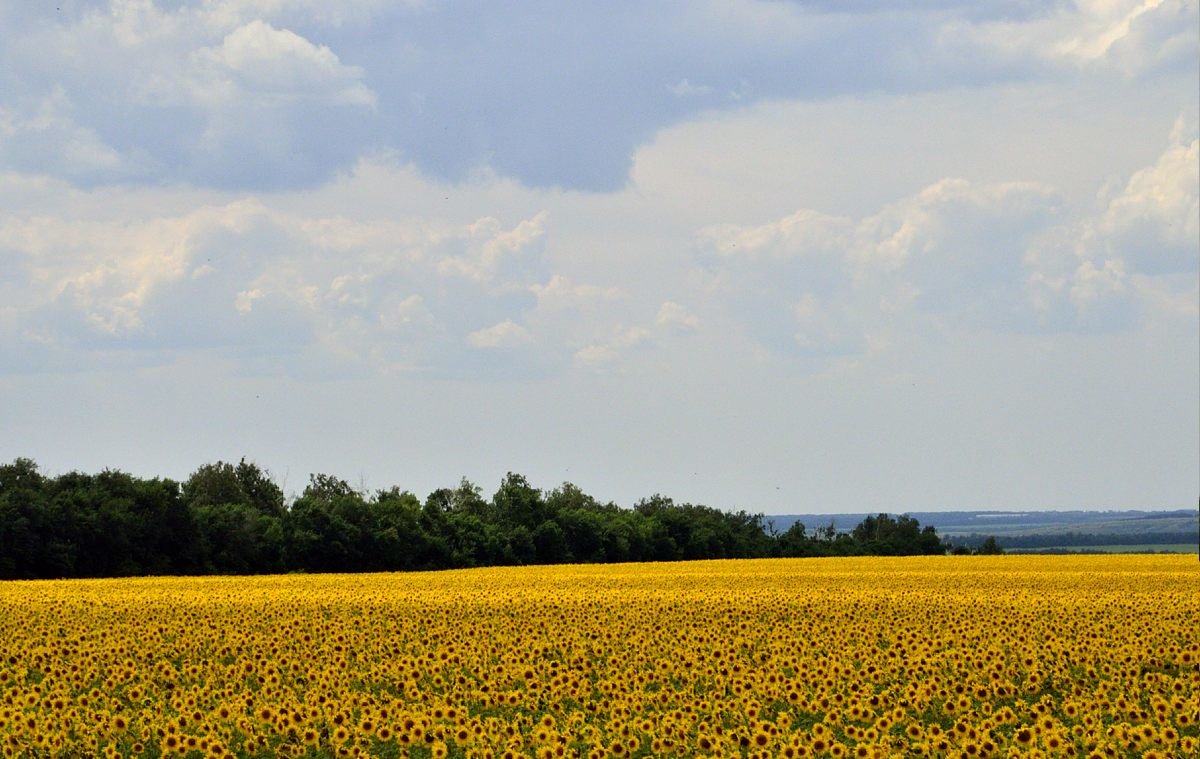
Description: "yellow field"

(0, 556), (1196, 759)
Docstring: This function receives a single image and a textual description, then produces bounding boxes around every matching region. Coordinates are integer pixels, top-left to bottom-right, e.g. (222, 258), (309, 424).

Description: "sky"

(1, 0), (1197, 514)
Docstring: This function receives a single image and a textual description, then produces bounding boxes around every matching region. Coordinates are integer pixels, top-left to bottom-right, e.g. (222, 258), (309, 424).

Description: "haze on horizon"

(1, 1), (1197, 515)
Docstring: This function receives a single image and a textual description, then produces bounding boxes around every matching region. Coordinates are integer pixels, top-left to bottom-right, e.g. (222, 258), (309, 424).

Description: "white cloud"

(200, 0), (409, 30)
(698, 116), (1198, 351)
(0, 89), (142, 180)
(1069, 258), (1129, 311)
(3, 101), (1193, 377)
(0, 191), (560, 374)
(655, 301), (700, 333)
(572, 326), (652, 369)
(703, 208), (852, 260)
(573, 326), (657, 367)
(1098, 121), (1199, 274)
(1056, 0), (1196, 71)
(233, 287), (264, 314)
(378, 294), (435, 331)
(853, 178), (1064, 323)
(699, 177), (1064, 354)
(965, 0), (1199, 76)
(193, 20), (376, 107)
(2, 0), (1194, 195)
(436, 212), (549, 289)
(0, 3), (380, 189)
(0, 202), (237, 340)
(668, 78), (714, 97)
(531, 275), (625, 312)
(788, 293), (866, 355)
(571, 344), (619, 368)
(1023, 118), (1199, 330)
(466, 319), (532, 349)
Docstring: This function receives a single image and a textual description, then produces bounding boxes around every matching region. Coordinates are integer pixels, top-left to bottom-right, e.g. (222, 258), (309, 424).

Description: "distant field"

(767, 509), (1199, 553)
(933, 514), (1197, 538)
(1009, 543), (1198, 554)
(1, 556), (1197, 758)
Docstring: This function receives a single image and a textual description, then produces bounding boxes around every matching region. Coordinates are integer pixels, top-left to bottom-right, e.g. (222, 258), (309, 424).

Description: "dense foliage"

(0, 457), (966, 580)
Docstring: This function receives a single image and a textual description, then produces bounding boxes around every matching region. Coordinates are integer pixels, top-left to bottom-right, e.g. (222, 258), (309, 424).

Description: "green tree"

(849, 513), (946, 556)
(371, 487), (426, 571)
(194, 502), (285, 574)
(776, 521), (814, 557)
(425, 478), (489, 516)
(545, 481), (599, 513)
(0, 458), (46, 578)
(183, 459), (285, 517)
(974, 536), (1004, 555)
(533, 520), (570, 563)
(556, 508), (609, 562)
(492, 472), (544, 528)
(286, 474), (367, 572)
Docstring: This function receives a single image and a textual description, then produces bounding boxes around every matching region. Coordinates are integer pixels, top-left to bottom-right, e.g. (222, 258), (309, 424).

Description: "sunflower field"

(0, 555), (1196, 759)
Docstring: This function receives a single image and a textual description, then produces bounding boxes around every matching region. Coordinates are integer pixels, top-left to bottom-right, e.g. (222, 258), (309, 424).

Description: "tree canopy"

(0, 457), (992, 580)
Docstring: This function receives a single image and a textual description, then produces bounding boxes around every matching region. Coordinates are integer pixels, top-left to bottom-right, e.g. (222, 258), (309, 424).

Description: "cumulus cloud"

(1058, 0), (1197, 72)
(200, 0), (404, 29)
(0, 89), (147, 181)
(699, 209), (856, 355)
(531, 275), (625, 313)
(856, 178), (1064, 325)
(1024, 117), (1199, 330)
(1098, 118), (1199, 274)
(700, 205), (860, 356)
(436, 212), (548, 289)
(1, 0), (1195, 379)
(655, 301), (700, 334)
(12, 0), (1191, 193)
(572, 326), (652, 369)
(0, 199), (316, 359)
(466, 320), (533, 349)
(192, 20), (376, 107)
(378, 294), (435, 331)
(698, 119), (1198, 354)
(703, 208), (853, 260)
(668, 79), (715, 98)
(0, 192), (558, 376)
(965, 0), (1199, 76)
(0, 2), (378, 188)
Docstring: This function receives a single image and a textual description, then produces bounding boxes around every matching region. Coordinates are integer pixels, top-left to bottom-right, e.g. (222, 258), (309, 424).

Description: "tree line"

(0, 457), (996, 580)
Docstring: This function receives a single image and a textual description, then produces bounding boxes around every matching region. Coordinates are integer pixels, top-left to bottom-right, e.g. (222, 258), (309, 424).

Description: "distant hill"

(764, 509), (1199, 553)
